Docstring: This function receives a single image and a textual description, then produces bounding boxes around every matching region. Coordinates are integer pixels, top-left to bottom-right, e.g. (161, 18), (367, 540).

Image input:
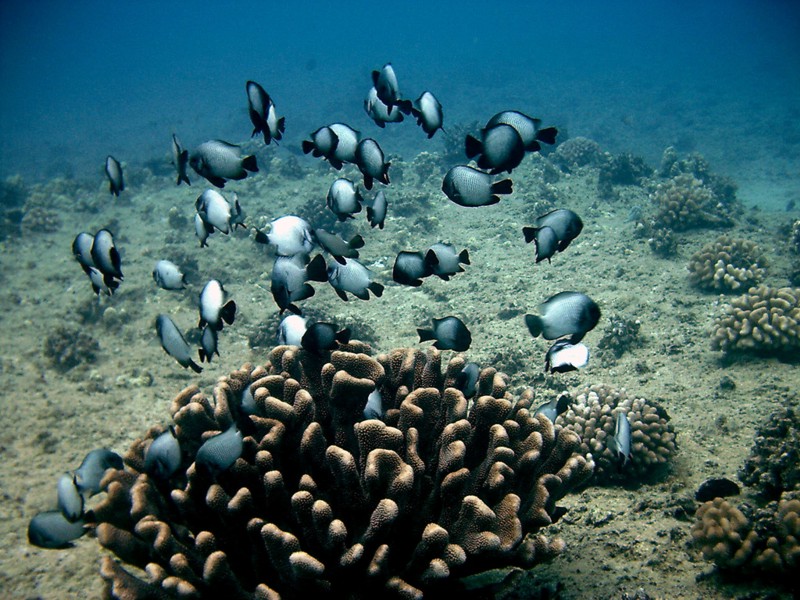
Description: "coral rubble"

(555, 384), (676, 484)
(711, 286), (800, 354)
(687, 236), (768, 292)
(89, 343), (594, 599)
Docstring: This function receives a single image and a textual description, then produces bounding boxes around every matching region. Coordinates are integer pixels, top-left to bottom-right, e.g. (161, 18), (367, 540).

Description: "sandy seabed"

(1, 140), (798, 599)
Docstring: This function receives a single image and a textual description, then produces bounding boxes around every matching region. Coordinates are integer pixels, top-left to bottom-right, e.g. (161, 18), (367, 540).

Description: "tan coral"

(88, 345), (594, 599)
(687, 235), (768, 292)
(651, 173), (733, 231)
(711, 286), (800, 354)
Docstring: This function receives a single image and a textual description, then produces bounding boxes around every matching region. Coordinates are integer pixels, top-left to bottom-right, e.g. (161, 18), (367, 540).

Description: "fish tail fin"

(329, 157), (344, 170)
(189, 360), (203, 374)
(524, 314), (544, 338)
(396, 99), (413, 115)
(349, 234), (365, 249)
(522, 226), (538, 244)
(368, 282), (384, 297)
(198, 348), (207, 363)
(242, 155), (259, 173)
(305, 254), (328, 282)
(276, 117), (286, 138)
(363, 175), (374, 190)
(464, 134), (482, 159)
(301, 140), (315, 154)
(491, 179), (513, 195)
(459, 249), (470, 265)
(417, 328), (436, 343)
(535, 127), (558, 145)
(177, 173), (191, 186)
(221, 301), (237, 326)
(254, 230), (269, 245)
(336, 327), (352, 345)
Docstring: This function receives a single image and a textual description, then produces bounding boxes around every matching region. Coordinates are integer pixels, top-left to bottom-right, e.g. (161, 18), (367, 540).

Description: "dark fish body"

(195, 425), (243, 476)
(153, 260), (186, 290)
(372, 63), (400, 107)
(364, 86), (404, 127)
(417, 316), (472, 351)
(171, 134), (190, 185)
(465, 123), (525, 174)
(255, 215), (315, 256)
(302, 126), (339, 166)
(485, 110), (558, 151)
(199, 279), (236, 331)
(195, 213), (212, 247)
(199, 325), (219, 363)
(522, 225), (559, 263)
(105, 155), (124, 196)
(544, 340), (590, 373)
(355, 138), (390, 190)
(455, 362), (480, 398)
(246, 80), (285, 145)
(314, 229), (364, 262)
(532, 208), (583, 251)
(277, 314), (308, 346)
(74, 448), (123, 495)
(189, 140), (258, 188)
(90, 229), (123, 280)
(144, 427), (181, 480)
(392, 251), (432, 287)
(85, 265), (118, 296)
(534, 393), (571, 423)
(72, 232), (95, 269)
(367, 190), (387, 229)
(695, 478), (741, 502)
(28, 510), (86, 549)
(196, 189), (233, 234)
(56, 473), (83, 522)
(425, 242), (470, 280)
(409, 91), (444, 138)
(326, 178), (363, 221)
(607, 412), (631, 467)
(271, 253), (327, 314)
(156, 314), (202, 373)
(442, 165), (513, 207)
(301, 322), (351, 355)
(327, 257), (384, 301)
(525, 291), (600, 343)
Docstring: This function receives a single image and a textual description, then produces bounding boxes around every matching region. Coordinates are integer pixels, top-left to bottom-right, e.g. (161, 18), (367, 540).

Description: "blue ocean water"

(1, 0), (798, 199)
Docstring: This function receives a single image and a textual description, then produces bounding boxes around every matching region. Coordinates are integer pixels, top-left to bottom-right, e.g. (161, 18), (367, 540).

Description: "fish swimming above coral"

(525, 291), (601, 343)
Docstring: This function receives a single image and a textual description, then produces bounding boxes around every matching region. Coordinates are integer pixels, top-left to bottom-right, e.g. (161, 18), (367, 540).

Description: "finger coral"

(651, 174), (734, 231)
(687, 236), (768, 292)
(711, 286), (800, 354)
(88, 343), (594, 599)
(555, 384), (676, 484)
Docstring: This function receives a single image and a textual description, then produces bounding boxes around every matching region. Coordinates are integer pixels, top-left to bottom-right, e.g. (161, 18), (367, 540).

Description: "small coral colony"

(23, 62), (799, 598)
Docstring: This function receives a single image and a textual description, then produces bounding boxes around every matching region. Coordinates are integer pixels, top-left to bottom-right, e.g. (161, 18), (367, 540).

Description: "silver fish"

(327, 257), (384, 301)
(277, 314), (308, 347)
(90, 229), (123, 280)
(524, 291), (601, 343)
(522, 225), (560, 263)
(171, 134), (190, 186)
(301, 322), (351, 356)
(199, 279), (236, 331)
(408, 91), (444, 138)
(465, 123), (525, 174)
(392, 250), (432, 287)
(425, 242), (470, 281)
(105, 155), (124, 196)
(355, 138), (390, 190)
(484, 110), (558, 152)
(442, 165), (513, 207)
(195, 424), (243, 476)
(144, 427), (181, 480)
(534, 393), (571, 423)
(246, 80), (285, 145)
(72, 232), (94, 269)
(314, 229), (364, 263)
(189, 140), (258, 188)
(544, 340), (590, 373)
(56, 473), (83, 522)
(371, 63), (401, 107)
(199, 325), (219, 363)
(196, 189), (233, 234)
(364, 86), (404, 127)
(326, 178), (363, 221)
(366, 190), (387, 229)
(156, 314), (202, 373)
(255, 215), (316, 257)
(28, 510), (86, 549)
(153, 260), (186, 290)
(608, 412), (632, 468)
(417, 316), (472, 351)
(74, 448), (123, 496)
(529, 208), (583, 251)
(271, 253), (327, 314)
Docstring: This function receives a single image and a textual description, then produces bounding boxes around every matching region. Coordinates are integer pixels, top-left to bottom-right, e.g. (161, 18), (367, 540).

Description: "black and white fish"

(524, 291), (600, 343)
(195, 424), (242, 476)
(74, 448), (123, 496)
(417, 316), (472, 351)
(454, 362), (480, 398)
(354, 138), (390, 190)
(302, 126), (339, 166)
(523, 208), (583, 260)
(407, 91), (444, 138)
(366, 190), (387, 229)
(442, 165), (513, 207)
(326, 178), (363, 221)
(246, 80), (285, 145)
(533, 393), (571, 423)
(371, 63), (401, 107)
(28, 510), (86, 549)
(301, 322), (351, 356)
(425, 242), (470, 281)
(90, 229), (123, 281)
(85, 266), (119, 296)
(56, 473), (83, 522)
(199, 279), (236, 331)
(72, 232), (95, 269)
(255, 215), (315, 257)
(364, 86), (404, 127)
(465, 123), (525, 174)
(607, 412), (631, 468)
(327, 257), (384, 301)
(392, 250), (432, 287)
(277, 314), (308, 346)
(271, 253), (327, 314)
(195, 213), (212, 247)
(189, 140), (258, 188)
(144, 427), (181, 480)
(363, 389), (383, 420)
(156, 314), (202, 373)
(484, 110), (558, 152)
(105, 155), (124, 196)
(199, 325), (219, 363)
(314, 229), (364, 263)
(196, 189), (233, 234)
(171, 134), (191, 186)
(153, 260), (186, 290)
(544, 340), (590, 373)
